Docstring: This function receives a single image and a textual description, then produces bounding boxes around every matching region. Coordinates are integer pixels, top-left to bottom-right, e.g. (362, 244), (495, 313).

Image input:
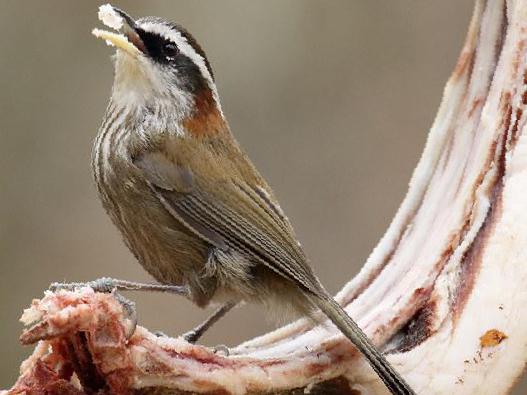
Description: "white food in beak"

(98, 4), (124, 30)
(92, 4), (140, 57)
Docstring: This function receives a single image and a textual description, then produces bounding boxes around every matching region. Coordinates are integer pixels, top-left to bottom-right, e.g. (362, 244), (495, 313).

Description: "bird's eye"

(163, 42), (179, 60)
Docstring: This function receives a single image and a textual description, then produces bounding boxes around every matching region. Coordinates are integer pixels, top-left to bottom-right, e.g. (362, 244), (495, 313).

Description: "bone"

(5, 0), (527, 394)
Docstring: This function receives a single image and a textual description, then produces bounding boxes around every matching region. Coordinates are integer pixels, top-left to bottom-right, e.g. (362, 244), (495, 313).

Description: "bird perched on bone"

(48, 4), (416, 394)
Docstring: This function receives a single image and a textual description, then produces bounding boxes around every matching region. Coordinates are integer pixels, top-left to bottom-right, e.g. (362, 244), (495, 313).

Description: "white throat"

(111, 51), (193, 120)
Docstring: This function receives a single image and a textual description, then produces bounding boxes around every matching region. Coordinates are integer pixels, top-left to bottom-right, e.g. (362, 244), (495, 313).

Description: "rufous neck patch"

(183, 88), (227, 136)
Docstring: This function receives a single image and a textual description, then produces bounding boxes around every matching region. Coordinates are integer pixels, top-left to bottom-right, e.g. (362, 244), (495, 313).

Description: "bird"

(86, 4), (415, 394)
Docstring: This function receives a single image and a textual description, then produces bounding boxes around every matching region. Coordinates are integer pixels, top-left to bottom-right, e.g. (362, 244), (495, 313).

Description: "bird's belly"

(94, 165), (209, 288)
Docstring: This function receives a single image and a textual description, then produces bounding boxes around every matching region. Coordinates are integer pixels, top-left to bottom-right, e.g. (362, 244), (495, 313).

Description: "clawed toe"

(49, 277), (116, 293)
(113, 292), (137, 338)
(212, 344), (230, 356)
(182, 330), (199, 343)
(49, 281), (77, 292)
(181, 331), (230, 356)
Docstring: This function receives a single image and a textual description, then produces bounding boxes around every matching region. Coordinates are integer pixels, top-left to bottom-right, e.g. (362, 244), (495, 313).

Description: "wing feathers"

(135, 148), (322, 295)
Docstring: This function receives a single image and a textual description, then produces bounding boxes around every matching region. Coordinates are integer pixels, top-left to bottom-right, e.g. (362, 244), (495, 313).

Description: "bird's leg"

(50, 277), (191, 339)
(183, 301), (237, 344)
(50, 277), (190, 297)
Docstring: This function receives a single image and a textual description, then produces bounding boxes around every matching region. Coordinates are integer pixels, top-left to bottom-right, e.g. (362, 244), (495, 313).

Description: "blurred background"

(2, 1), (523, 393)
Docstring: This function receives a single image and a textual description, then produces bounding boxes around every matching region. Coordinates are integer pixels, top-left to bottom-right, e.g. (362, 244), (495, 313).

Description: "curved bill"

(92, 28), (141, 56)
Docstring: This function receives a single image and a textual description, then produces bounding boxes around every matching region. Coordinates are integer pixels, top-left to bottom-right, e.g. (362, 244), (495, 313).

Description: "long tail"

(309, 293), (416, 395)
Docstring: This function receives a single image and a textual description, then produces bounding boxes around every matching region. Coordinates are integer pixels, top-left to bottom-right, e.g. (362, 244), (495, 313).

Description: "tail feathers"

(309, 294), (415, 395)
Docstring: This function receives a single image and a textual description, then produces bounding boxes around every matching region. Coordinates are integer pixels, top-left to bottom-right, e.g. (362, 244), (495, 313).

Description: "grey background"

(1, 1), (523, 393)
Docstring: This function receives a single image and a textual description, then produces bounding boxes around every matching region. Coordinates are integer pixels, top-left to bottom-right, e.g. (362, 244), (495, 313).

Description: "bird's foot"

(50, 277), (190, 296)
(181, 302), (237, 344)
(49, 277), (119, 293)
(49, 278), (137, 338)
(212, 344), (230, 356)
(182, 329), (200, 344)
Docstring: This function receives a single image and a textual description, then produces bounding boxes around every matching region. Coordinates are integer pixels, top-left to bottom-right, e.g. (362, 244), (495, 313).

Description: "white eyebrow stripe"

(138, 21), (223, 115)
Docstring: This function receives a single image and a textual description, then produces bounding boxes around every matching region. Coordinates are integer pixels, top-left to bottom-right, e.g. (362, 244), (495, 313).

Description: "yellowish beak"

(92, 28), (141, 57)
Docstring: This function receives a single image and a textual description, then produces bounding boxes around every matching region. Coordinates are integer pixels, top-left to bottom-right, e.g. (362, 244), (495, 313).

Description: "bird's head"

(93, 4), (224, 135)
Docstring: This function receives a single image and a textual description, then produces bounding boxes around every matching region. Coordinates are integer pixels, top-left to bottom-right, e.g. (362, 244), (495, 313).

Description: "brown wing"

(134, 149), (322, 295)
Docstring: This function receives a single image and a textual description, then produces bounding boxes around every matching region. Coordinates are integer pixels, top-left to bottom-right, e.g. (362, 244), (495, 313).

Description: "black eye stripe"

(135, 17), (215, 80)
(176, 26), (214, 80)
(135, 28), (179, 63)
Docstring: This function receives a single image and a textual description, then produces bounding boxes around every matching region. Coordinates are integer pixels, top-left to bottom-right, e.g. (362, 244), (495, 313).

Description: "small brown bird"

(86, 4), (414, 394)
